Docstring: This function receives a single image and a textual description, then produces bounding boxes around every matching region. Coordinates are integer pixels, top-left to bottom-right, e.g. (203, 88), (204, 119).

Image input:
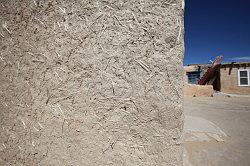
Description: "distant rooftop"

(186, 61), (250, 67)
(220, 62), (250, 68)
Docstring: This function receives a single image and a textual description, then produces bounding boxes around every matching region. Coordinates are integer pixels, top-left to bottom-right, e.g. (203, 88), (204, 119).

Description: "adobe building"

(183, 64), (215, 97)
(0, 0), (184, 165)
(184, 62), (250, 95)
(220, 62), (250, 95)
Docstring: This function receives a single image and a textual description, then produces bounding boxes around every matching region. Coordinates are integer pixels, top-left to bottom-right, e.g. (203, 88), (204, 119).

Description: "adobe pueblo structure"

(0, 0), (184, 165)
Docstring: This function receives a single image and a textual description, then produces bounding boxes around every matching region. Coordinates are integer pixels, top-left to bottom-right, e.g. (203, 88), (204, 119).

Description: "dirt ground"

(184, 95), (250, 166)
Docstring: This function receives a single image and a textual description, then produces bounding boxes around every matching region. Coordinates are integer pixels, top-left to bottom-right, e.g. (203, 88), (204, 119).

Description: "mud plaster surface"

(0, 0), (184, 165)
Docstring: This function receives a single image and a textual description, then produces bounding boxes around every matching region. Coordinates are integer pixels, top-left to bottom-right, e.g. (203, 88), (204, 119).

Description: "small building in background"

(220, 62), (250, 94)
(184, 64), (210, 84)
(184, 62), (250, 95)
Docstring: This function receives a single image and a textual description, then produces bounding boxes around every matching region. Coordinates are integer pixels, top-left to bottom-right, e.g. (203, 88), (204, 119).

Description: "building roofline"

(186, 63), (210, 66)
(220, 62), (250, 68)
(220, 62), (250, 65)
(186, 62), (250, 67)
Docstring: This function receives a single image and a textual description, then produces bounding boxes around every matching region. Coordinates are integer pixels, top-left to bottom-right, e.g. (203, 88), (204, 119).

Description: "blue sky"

(184, 0), (250, 65)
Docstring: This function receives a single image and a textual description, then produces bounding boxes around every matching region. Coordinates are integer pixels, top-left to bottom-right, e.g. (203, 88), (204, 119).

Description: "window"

(187, 71), (201, 84)
(238, 69), (250, 86)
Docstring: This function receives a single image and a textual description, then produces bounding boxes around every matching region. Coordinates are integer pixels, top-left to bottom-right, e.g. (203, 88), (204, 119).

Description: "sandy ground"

(184, 95), (250, 166)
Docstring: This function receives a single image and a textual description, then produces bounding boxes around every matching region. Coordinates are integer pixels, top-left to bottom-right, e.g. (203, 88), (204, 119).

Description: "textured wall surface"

(0, 0), (184, 165)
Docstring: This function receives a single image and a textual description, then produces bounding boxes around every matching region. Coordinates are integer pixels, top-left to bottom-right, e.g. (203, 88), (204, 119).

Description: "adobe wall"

(0, 0), (184, 165)
(220, 67), (250, 95)
(184, 84), (214, 97)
